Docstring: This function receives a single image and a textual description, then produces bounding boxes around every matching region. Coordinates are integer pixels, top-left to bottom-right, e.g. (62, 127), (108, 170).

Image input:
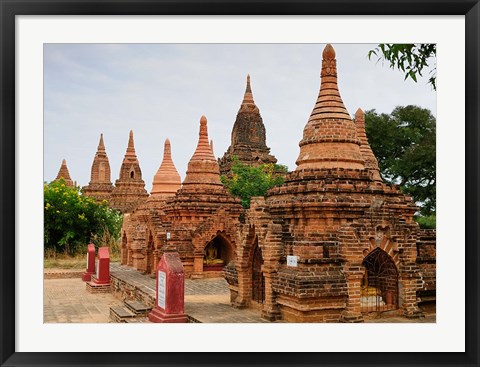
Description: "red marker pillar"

(81, 243), (96, 281)
(148, 252), (188, 323)
(86, 247), (111, 293)
(93, 247), (110, 285)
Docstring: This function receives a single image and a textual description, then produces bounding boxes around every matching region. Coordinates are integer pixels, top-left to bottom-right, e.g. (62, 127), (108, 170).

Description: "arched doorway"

(252, 243), (265, 304)
(361, 248), (398, 313)
(203, 234), (234, 272)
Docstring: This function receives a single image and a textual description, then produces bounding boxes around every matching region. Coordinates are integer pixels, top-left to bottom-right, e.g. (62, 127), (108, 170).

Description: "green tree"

(415, 214), (436, 229)
(44, 179), (122, 255)
(221, 158), (288, 208)
(368, 44), (436, 90)
(364, 106), (436, 218)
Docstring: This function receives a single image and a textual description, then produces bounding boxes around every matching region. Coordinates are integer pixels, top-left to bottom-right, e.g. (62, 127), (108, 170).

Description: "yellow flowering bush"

(44, 179), (122, 255)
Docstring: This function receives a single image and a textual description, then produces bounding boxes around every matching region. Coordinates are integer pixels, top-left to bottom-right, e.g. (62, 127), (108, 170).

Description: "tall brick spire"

(118, 130), (141, 179)
(125, 130), (136, 158)
(55, 159), (74, 187)
(355, 108), (382, 181)
(90, 133), (111, 183)
(191, 116), (217, 161)
(82, 133), (114, 202)
(183, 116), (222, 187)
(219, 75), (277, 175)
(296, 44), (364, 171)
(98, 133), (106, 152)
(110, 130), (148, 213)
(150, 138), (181, 199)
(239, 74), (257, 111)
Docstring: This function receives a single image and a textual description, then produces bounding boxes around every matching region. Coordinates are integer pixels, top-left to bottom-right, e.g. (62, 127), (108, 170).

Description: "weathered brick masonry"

(82, 133), (114, 202)
(121, 117), (243, 278)
(54, 158), (74, 187)
(225, 44), (435, 322)
(77, 43), (435, 322)
(109, 130), (148, 213)
(219, 75), (278, 175)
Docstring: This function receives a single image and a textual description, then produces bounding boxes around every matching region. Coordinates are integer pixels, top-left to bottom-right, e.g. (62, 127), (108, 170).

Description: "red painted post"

(148, 252), (188, 323)
(93, 247), (110, 285)
(81, 243), (96, 281)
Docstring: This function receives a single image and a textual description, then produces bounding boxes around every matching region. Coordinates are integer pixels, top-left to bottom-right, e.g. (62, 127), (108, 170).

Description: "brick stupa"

(148, 138), (181, 204)
(219, 75), (277, 175)
(110, 130), (148, 213)
(354, 108), (382, 182)
(82, 133), (114, 202)
(296, 44), (364, 171)
(226, 44), (427, 322)
(181, 116), (224, 189)
(121, 116), (243, 277)
(54, 159), (74, 187)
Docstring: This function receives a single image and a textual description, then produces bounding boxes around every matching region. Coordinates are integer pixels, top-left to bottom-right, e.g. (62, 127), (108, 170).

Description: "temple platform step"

(124, 299), (152, 317)
(109, 306), (136, 323)
(110, 263), (270, 323)
(125, 317), (150, 323)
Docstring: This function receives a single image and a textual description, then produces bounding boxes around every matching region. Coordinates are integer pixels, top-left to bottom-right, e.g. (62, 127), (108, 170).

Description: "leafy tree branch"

(368, 44), (436, 90)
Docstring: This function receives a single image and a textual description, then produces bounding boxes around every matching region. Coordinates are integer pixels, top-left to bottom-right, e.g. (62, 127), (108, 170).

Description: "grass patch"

(44, 254), (86, 269)
(44, 247), (121, 269)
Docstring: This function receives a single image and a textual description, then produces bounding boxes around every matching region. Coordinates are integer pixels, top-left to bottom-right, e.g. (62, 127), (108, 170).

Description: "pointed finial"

(323, 44), (336, 60)
(240, 74), (256, 109)
(210, 139), (214, 154)
(124, 130), (137, 157)
(164, 138), (171, 157)
(56, 158), (73, 186)
(98, 133), (105, 151)
(320, 44), (338, 78)
(199, 116), (208, 142)
(246, 74), (252, 93)
(183, 115), (221, 186)
(355, 108), (365, 121)
(128, 130), (134, 148)
(189, 115), (216, 162)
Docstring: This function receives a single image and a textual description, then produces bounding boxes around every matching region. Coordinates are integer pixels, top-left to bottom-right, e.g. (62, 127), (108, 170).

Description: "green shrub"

(44, 179), (122, 255)
(221, 158), (288, 208)
(415, 214), (436, 229)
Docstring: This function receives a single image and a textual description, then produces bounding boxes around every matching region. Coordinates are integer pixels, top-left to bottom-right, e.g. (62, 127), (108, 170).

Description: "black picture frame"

(1, 1), (478, 366)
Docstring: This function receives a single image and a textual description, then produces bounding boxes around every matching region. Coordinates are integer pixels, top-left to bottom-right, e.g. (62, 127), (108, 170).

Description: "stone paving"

(44, 277), (123, 323)
(364, 313), (436, 323)
(44, 264), (435, 324)
(110, 263), (267, 323)
(110, 263), (229, 296)
(44, 264), (267, 323)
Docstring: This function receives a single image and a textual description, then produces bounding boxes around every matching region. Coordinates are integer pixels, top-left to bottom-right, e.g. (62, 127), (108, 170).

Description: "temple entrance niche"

(252, 240), (265, 304)
(361, 248), (399, 313)
(203, 234), (234, 272)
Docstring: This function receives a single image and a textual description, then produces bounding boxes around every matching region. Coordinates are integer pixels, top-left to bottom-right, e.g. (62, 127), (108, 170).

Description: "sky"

(44, 43), (436, 189)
